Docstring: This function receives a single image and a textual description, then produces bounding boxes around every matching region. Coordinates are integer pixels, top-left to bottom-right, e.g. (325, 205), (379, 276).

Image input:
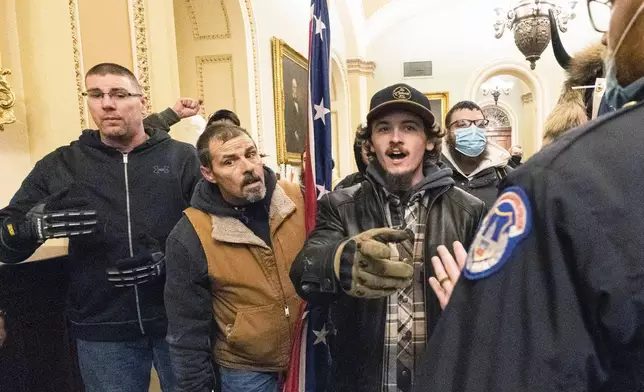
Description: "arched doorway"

(482, 105), (512, 150)
(467, 59), (547, 157)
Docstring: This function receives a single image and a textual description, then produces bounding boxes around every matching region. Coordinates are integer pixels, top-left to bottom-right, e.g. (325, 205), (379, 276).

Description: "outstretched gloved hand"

(334, 228), (414, 299)
(1, 189), (97, 250)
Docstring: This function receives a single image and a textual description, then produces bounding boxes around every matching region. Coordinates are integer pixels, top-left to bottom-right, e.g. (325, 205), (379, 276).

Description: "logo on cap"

(392, 86), (412, 100)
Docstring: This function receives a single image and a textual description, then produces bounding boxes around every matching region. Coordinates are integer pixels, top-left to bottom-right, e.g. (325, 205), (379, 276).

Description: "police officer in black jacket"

(0, 63), (201, 392)
(414, 1), (644, 391)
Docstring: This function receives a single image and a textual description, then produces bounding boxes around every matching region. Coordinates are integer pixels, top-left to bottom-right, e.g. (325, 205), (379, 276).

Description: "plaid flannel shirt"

(380, 190), (430, 392)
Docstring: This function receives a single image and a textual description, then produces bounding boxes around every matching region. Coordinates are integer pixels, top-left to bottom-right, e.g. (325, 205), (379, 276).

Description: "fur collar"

(209, 183), (296, 249)
(544, 43), (606, 144)
(564, 43), (606, 90)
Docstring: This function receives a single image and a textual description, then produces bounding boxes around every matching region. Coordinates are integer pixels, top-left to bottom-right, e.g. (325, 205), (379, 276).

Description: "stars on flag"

(313, 323), (330, 345)
(311, 3), (327, 41)
(314, 16), (327, 40)
(313, 98), (331, 125)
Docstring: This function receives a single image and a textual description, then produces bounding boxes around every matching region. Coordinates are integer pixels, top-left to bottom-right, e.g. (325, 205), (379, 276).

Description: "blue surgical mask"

(455, 126), (487, 157)
(604, 2), (644, 112)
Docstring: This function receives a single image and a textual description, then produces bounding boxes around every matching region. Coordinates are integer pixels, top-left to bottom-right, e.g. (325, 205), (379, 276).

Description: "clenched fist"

(172, 98), (202, 119)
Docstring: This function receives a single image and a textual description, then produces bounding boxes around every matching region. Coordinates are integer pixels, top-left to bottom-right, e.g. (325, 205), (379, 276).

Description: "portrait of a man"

(272, 37), (309, 164)
(283, 56), (307, 155)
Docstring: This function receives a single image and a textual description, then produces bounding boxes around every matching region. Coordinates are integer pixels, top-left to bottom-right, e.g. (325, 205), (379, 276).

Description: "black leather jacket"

(290, 172), (485, 391)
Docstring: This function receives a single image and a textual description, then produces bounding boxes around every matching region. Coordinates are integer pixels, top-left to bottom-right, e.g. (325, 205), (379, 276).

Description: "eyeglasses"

(587, 0), (611, 33)
(82, 89), (143, 101)
(448, 119), (490, 129)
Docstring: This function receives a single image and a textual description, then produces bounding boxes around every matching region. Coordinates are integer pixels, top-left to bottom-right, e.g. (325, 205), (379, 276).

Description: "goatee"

(385, 171), (415, 193)
(245, 187), (266, 203)
(241, 172), (266, 203)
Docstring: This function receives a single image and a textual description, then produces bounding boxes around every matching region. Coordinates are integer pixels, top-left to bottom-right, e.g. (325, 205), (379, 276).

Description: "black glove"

(333, 228), (414, 299)
(106, 252), (165, 288)
(1, 189), (97, 248)
(106, 235), (165, 288)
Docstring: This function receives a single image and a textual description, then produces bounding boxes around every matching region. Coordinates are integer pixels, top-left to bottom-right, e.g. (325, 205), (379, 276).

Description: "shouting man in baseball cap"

(290, 83), (486, 392)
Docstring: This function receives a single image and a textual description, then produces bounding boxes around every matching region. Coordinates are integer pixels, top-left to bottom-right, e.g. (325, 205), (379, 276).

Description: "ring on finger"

(438, 276), (450, 286)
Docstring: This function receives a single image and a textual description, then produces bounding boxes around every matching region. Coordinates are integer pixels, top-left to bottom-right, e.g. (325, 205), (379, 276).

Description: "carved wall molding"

(521, 92), (534, 103)
(68, 0), (87, 128)
(195, 54), (236, 117)
(243, 0), (262, 150)
(129, 0), (152, 113)
(347, 58), (377, 76)
(0, 68), (16, 131)
(186, 0), (231, 40)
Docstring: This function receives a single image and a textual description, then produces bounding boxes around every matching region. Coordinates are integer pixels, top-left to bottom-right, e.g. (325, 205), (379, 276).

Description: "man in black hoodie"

(0, 63), (201, 392)
(290, 83), (485, 392)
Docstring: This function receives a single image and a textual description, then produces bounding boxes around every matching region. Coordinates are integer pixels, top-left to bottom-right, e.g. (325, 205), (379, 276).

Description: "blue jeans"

(76, 337), (176, 392)
(219, 366), (279, 392)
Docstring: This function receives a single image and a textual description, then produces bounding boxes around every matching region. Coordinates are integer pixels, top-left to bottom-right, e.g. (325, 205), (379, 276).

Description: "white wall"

(366, 1), (603, 121)
(519, 83), (537, 156)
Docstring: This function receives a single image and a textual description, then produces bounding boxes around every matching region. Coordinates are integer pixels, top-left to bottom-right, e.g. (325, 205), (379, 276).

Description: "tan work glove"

(334, 228), (414, 299)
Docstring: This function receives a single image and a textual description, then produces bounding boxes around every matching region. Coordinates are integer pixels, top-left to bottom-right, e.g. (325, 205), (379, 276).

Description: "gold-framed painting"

(424, 92), (450, 129)
(271, 37), (309, 164)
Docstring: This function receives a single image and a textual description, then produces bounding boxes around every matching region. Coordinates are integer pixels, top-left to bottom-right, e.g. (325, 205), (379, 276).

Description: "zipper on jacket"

(273, 251), (292, 345)
(123, 153), (146, 335)
(422, 187), (450, 338)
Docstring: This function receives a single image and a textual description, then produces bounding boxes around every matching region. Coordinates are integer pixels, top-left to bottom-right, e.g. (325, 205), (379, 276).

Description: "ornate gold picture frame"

(424, 92), (450, 129)
(271, 37), (309, 164)
(0, 68), (16, 131)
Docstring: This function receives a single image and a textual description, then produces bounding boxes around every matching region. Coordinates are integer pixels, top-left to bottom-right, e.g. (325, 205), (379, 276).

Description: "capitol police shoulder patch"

(464, 186), (532, 280)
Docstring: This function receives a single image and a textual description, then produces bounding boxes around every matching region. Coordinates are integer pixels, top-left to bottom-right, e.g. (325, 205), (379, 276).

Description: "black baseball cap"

(366, 83), (435, 128)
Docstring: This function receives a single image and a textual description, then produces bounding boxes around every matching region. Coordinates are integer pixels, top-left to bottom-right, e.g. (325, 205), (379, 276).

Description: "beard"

(245, 187), (266, 203)
(375, 143), (423, 193)
(384, 170), (415, 193)
(241, 172), (266, 203)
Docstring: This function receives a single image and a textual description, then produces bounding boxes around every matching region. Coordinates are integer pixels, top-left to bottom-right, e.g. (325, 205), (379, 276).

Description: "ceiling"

(362, 0), (394, 19)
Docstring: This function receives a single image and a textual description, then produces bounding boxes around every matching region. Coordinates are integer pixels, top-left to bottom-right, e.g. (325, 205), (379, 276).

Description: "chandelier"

(493, 0), (577, 70)
(482, 78), (512, 105)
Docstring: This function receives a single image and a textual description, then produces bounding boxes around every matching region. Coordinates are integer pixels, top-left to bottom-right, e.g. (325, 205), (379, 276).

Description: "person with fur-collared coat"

(542, 9), (608, 145)
(543, 43), (607, 144)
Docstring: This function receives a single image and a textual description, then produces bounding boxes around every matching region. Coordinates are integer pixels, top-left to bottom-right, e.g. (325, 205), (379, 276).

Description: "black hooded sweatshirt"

(0, 126), (200, 341)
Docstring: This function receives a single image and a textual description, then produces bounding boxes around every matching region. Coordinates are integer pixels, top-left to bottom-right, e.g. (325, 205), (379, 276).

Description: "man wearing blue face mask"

(413, 1), (644, 391)
(441, 101), (511, 208)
